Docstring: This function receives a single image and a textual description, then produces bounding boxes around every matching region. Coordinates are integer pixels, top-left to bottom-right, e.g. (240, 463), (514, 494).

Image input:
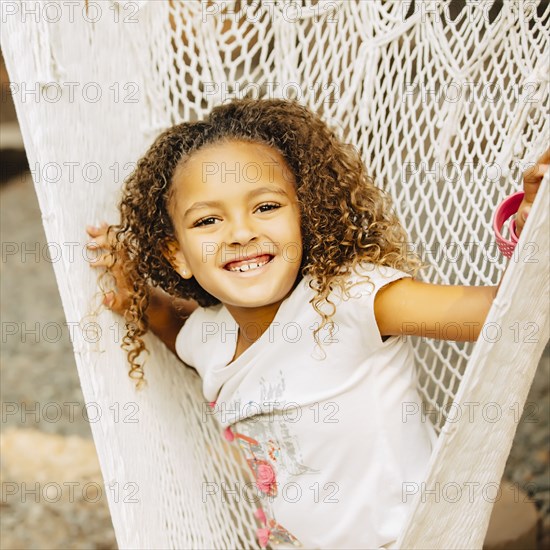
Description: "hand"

(86, 221), (133, 316)
(515, 148), (550, 238)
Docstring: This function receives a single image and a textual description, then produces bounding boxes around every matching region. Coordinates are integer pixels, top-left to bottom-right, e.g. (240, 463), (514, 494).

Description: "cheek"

(289, 218), (303, 244)
(185, 234), (218, 262)
(284, 223), (303, 263)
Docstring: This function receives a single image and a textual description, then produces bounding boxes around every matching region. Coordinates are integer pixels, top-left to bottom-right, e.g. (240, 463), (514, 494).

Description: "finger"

(523, 163), (549, 204)
(89, 251), (114, 267)
(515, 223), (523, 238)
(87, 225), (119, 248)
(86, 221), (109, 236)
(103, 291), (116, 308)
(538, 147), (550, 166)
(523, 163), (548, 184)
(86, 233), (110, 248)
(515, 209), (525, 237)
(89, 258), (109, 267)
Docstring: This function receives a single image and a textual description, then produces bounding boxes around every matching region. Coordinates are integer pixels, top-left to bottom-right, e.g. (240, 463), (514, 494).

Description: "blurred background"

(1, 41), (548, 549)
(1, 49), (117, 549)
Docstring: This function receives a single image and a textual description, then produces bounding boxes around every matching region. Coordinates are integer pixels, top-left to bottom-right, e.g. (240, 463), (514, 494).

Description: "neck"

(223, 274), (303, 346)
(224, 301), (281, 346)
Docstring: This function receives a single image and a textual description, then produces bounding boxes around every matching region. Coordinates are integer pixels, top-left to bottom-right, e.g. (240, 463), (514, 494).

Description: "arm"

(85, 222), (199, 359)
(374, 278), (497, 343)
(378, 148), (549, 343)
(146, 288), (199, 357)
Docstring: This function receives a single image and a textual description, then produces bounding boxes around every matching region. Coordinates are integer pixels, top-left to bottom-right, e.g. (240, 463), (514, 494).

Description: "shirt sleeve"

(345, 261), (413, 350)
(174, 306), (204, 374)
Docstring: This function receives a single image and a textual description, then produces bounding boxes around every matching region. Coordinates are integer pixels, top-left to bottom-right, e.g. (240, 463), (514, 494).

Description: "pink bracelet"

(493, 191), (524, 258)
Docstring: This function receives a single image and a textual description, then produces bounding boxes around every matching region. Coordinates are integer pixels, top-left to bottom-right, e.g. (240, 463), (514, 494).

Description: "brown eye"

(256, 203), (281, 213)
(193, 216), (218, 227)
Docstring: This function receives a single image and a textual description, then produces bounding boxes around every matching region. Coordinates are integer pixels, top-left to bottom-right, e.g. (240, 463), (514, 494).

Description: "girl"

(85, 99), (547, 549)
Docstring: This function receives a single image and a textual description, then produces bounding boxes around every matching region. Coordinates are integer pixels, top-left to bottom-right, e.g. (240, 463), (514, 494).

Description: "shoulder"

(343, 260), (414, 295)
(372, 275), (415, 337)
(353, 262), (415, 340)
(321, 261), (414, 347)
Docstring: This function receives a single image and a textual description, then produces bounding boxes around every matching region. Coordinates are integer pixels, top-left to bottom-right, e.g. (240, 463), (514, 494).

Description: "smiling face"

(166, 139), (303, 311)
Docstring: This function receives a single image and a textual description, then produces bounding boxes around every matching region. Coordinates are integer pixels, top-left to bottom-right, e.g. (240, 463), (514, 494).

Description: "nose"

(226, 212), (258, 246)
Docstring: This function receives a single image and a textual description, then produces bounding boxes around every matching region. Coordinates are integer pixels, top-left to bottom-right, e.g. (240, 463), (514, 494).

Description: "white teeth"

(227, 258), (270, 272)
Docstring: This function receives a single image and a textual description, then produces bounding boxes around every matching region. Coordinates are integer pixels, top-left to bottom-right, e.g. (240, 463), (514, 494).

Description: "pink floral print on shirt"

(207, 401), (302, 547)
(254, 506), (302, 548)
(254, 461), (277, 495)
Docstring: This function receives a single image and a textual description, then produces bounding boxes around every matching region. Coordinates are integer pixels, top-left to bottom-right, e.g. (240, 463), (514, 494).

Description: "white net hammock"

(2, 0), (549, 548)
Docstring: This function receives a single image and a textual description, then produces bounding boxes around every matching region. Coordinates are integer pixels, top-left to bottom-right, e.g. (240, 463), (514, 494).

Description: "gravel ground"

(1, 171), (548, 549)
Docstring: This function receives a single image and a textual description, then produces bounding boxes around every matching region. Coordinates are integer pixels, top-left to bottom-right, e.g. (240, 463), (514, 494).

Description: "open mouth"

(223, 254), (274, 273)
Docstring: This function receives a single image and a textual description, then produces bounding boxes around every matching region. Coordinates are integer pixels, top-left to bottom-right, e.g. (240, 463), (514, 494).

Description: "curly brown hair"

(99, 98), (426, 388)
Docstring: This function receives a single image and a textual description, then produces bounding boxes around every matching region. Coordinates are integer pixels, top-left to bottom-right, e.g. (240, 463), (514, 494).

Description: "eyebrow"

(183, 186), (289, 218)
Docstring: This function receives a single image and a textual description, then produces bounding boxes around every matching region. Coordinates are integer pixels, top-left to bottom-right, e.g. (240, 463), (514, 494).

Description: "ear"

(162, 239), (193, 279)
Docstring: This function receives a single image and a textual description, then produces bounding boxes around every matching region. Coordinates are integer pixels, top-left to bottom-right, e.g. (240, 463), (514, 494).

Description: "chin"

(222, 295), (279, 309)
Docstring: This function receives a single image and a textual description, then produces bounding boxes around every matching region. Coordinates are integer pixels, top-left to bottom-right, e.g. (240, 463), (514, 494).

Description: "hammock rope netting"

(2, 0), (549, 548)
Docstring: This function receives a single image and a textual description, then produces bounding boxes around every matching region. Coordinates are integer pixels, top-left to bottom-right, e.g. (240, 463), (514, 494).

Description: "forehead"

(170, 140), (296, 210)
(178, 140), (293, 184)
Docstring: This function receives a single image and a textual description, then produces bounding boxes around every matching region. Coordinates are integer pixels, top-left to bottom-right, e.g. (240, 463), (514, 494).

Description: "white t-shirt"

(175, 261), (438, 550)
